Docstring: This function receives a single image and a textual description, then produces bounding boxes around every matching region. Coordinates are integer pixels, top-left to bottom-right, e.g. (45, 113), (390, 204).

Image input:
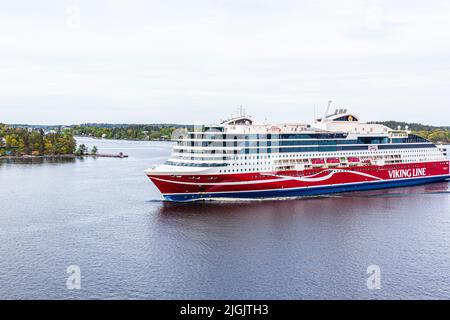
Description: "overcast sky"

(1, 0), (450, 125)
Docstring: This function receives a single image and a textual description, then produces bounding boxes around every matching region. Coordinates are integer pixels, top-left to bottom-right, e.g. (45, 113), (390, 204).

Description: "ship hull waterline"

(147, 161), (450, 202)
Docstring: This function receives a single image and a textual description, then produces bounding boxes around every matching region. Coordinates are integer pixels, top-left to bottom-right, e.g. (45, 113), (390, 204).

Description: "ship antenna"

(239, 105), (245, 116)
(322, 100), (332, 121)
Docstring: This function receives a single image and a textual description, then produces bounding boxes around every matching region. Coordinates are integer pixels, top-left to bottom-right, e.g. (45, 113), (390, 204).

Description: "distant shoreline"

(74, 135), (172, 142)
(0, 153), (128, 160)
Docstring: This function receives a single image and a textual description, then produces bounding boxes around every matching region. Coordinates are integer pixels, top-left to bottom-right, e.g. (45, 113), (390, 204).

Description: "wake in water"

(148, 188), (450, 203)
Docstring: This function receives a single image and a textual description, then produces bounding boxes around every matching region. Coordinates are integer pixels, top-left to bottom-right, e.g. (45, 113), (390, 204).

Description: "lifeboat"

(311, 158), (325, 167)
(326, 158), (340, 166)
(347, 157), (360, 165)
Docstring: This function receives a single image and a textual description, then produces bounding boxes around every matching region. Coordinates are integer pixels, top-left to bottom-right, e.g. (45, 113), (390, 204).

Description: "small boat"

(326, 158), (340, 166)
(311, 158), (325, 167)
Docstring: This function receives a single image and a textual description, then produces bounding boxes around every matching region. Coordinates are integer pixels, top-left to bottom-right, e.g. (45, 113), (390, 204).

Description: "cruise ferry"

(145, 105), (449, 202)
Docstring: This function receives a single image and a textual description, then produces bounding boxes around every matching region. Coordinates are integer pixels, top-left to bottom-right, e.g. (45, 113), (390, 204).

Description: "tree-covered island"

(70, 124), (182, 140)
(0, 123), (182, 157)
(0, 123), (76, 157)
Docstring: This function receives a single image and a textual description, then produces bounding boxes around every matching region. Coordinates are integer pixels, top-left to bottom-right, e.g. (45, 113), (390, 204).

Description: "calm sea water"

(1, 137), (449, 299)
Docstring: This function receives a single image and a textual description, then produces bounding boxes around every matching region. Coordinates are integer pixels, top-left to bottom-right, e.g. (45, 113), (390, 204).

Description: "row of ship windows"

(219, 168), (271, 173)
(184, 134), (427, 143)
(230, 162), (270, 166)
(187, 134), (348, 139)
(217, 163), (433, 174)
(404, 154), (440, 157)
(174, 149), (438, 161)
(176, 144), (434, 154)
(231, 149), (437, 159)
(226, 154), (437, 169)
(167, 149), (442, 167)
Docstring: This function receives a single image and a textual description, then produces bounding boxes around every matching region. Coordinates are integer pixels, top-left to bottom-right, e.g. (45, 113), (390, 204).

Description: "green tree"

(75, 144), (88, 156)
(0, 125), (77, 156)
(38, 129), (45, 155)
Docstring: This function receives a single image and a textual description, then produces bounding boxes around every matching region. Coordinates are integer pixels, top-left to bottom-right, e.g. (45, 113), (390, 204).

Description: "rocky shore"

(0, 153), (128, 160)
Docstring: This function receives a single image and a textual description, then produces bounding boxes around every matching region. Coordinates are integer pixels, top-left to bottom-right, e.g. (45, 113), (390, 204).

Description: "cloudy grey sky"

(1, 0), (450, 125)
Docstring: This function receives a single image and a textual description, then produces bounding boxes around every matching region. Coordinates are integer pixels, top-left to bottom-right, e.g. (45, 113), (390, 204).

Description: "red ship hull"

(147, 161), (450, 202)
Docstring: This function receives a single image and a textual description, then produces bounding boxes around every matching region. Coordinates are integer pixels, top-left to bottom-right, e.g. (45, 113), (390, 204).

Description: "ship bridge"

(314, 106), (392, 136)
(220, 115), (253, 126)
(322, 109), (360, 122)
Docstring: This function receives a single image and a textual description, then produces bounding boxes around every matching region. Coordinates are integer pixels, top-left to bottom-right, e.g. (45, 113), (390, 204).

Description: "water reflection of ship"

(155, 180), (450, 217)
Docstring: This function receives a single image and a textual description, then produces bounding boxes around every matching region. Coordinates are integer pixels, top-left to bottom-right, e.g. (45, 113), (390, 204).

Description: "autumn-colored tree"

(0, 125), (76, 156)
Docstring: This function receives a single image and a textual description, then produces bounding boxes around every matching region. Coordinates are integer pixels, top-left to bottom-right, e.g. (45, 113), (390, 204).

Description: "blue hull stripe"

(163, 176), (450, 202)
